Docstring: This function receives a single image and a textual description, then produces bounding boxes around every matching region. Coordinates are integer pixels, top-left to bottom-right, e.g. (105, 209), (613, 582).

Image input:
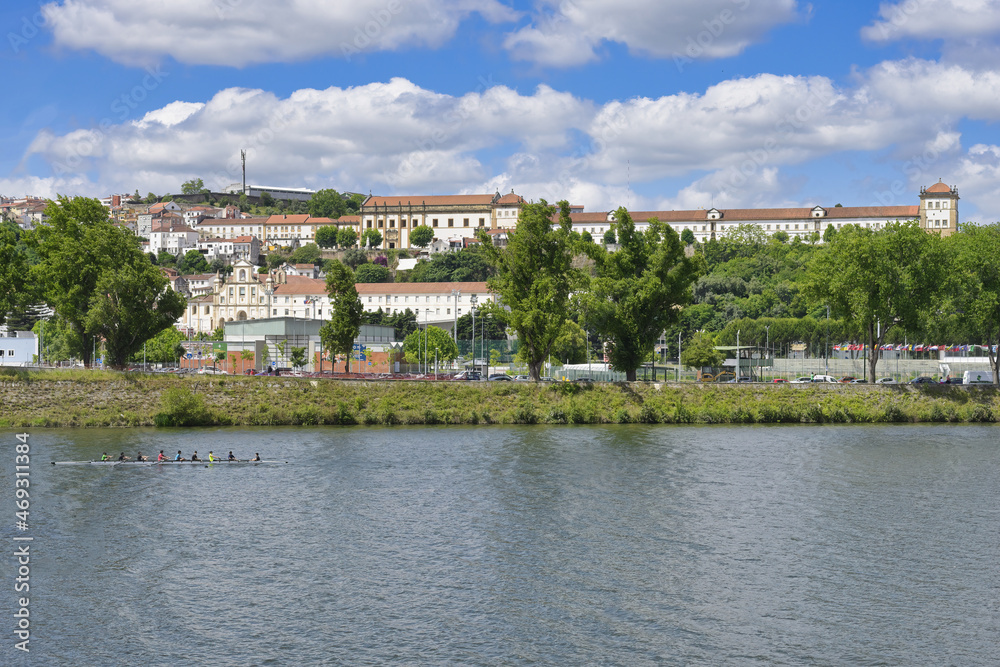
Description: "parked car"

(197, 366), (225, 375)
(450, 371), (481, 381)
(875, 377), (897, 384)
(513, 375), (532, 381)
(811, 375), (838, 383)
(850, 378), (868, 384)
(839, 376), (856, 383)
(771, 378), (788, 383)
(540, 376), (555, 382)
(488, 373), (513, 381)
(790, 377), (813, 384)
(727, 376), (752, 383)
(939, 376), (964, 385)
(909, 376), (936, 384)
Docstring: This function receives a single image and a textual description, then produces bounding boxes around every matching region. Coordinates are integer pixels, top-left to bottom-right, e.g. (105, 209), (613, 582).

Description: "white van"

(810, 375), (838, 383)
(963, 370), (995, 385)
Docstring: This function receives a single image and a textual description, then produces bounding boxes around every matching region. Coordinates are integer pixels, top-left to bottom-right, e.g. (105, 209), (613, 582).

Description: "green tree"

(181, 178), (205, 195)
(822, 223), (838, 243)
(805, 221), (946, 382)
(337, 227), (358, 248)
(549, 319), (588, 365)
(603, 228), (616, 245)
(145, 192), (158, 204)
(308, 189), (348, 219)
(582, 209), (703, 381)
(85, 259), (187, 369)
(0, 222), (31, 325)
(315, 225), (339, 249)
(157, 250), (177, 267)
(405, 246), (494, 283)
(580, 230), (593, 245)
(361, 228), (383, 249)
(410, 225), (434, 248)
(402, 326), (457, 365)
(32, 317), (79, 364)
(240, 349), (254, 373)
(944, 223), (1000, 383)
(320, 260), (363, 373)
(477, 200), (580, 380)
(289, 346), (307, 371)
(138, 326), (186, 364)
(772, 230), (789, 243)
(346, 193), (365, 213)
(681, 228), (696, 245)
(259, 192), (275, 207)
(177, 248), (210, 274)
(355, 263), (390, 283)
(342, 248), (368, 269)
(289, 243), (322, 265)
(681, 331), (725, 370)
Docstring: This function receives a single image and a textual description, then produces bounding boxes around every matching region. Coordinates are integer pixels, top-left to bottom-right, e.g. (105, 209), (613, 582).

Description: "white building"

(149, 224), (200, 256)
(0, 332), (37, 366)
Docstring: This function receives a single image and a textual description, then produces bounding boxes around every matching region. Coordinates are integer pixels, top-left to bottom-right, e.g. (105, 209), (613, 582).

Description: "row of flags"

(834, 343), (998, 353)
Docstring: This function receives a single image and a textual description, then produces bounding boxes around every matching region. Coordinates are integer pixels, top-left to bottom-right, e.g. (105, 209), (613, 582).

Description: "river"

(2, 425), (998, 665)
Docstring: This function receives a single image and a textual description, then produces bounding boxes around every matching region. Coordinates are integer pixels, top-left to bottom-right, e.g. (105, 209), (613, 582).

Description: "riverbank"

(1, 369), (998, 427)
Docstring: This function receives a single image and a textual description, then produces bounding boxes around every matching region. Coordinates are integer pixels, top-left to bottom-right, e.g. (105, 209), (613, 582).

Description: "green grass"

(2, 372), (999, 428)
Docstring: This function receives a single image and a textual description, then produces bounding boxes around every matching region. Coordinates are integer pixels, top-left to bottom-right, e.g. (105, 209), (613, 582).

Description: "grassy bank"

(2, 369), (999, 428)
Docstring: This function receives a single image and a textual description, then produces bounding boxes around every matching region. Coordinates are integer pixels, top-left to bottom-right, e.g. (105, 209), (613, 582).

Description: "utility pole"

(241, 149), (246, 195)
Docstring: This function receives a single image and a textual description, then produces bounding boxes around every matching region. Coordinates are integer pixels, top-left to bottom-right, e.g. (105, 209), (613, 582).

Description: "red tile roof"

(364, 195), (495, 208)
(925, 181), (954, 193)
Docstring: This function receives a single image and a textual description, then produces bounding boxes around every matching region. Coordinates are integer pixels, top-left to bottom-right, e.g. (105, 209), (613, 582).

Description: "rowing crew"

(99, 450), (262, 462)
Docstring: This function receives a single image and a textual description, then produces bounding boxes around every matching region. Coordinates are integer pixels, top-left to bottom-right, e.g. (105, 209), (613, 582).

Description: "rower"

(136, 452), (148, 461)
(207, 451), (219, 462)
(174, 450), (186, 461)
(191, 451), (201, 462)
(227, 451), (237, 461)
(100, 452), (109, 461)
(251, 453), (261, 462)
(157, 450), (167, 462)
(117, 452), (130, 461)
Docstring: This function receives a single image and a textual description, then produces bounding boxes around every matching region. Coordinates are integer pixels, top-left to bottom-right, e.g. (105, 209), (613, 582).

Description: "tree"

(337, 227), (358, 248)
(681, 228), (696, 245)
(289, 243), (322, 265)
(181, 178), (205, 195)
(773, 230), (789, 243)
(355, 263), (390, 283)
(157, 250), (177, 267)
(580, 230), (593, 245)
(85, 260), (186, 369)
(0, 222), (31, 325)
(581, 210), (702, 381)
(410, 225), (434, 248)
(259, 192), (275, 207)
(477, 200), (580, 380)
(361, 228), (382, 249)
(289, 346), (307, 371)
(138, 326), (186, 364)
(822, 223), (837, 243)
(308, 189), (348, 219)
(320, 260), (363, 373)
(315, 225), (339, 249)
(402, 326), (457, 365)
(804, 221), (946, 382)
(549, 319), (588, 365)
(405, 246), (494, 283)
(177, 248), (210, 274)
(681, 331), (725, 370)
(944, 223), (1000, 383)
(240, 349), (254, 374)
(603, 229), (617, 245)
(32, 317), (79, 364)
(342, 248), (368, 269)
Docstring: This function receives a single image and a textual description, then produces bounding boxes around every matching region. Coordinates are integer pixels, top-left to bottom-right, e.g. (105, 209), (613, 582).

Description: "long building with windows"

(569, 181), (960, 242)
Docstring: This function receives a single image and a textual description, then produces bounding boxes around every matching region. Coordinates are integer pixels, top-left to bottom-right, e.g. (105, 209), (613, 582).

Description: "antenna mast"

(241, 149), (246, 195)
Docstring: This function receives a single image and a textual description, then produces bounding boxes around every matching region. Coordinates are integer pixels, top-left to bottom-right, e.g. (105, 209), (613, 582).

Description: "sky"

(2, 0), (1000, 221)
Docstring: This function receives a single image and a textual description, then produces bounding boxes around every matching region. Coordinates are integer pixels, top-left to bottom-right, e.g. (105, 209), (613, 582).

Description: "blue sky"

(2, 0), (999, 220)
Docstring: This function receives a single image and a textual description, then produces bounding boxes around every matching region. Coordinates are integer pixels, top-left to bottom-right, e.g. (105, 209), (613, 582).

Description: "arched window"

(239, 270), (246, 281)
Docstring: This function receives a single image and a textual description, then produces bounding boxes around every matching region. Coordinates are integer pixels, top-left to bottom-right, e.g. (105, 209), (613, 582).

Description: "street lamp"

(451, 289), (461, 342)
(470, 294), (478, 374)
(435, 347), (439, 380)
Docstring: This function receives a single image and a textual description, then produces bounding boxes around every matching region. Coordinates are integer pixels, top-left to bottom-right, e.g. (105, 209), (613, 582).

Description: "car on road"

(513, 375), (532, 381)
(811, 375), (838, 383)
(850, 378), (868, 384)
(874, 377), (897, 384)
(939, 376), (965, 385)
(909, 376), (936, 384)
(450, 371), (482, 381)
(771, 378), (788, 383)
(727, 376), (753, 383)
(839, 376), (856, 383)
(488, 373), (513, 381)
(789, 376), (813, 383)
(197, 366), (226, 375)
(540, 376), (555, 382)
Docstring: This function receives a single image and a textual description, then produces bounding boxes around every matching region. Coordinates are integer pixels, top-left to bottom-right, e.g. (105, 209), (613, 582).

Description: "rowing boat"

(51, 460), (288, 466)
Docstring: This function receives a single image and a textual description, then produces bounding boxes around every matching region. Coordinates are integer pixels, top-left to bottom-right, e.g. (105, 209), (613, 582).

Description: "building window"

(448, 218), (454, 227)
(368, 296), (372, 303)
(389, 220), (395, 228)
(401, 219), (407, 227)
(378, 219), (383, 228)
(433, 218), (438, 227)
(479, 218), (485, 226)
(284, 309), (289, 315)
(464, 218), (469, 227)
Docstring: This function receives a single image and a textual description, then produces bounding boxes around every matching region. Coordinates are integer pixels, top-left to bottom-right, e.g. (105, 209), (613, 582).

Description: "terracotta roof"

(186, 274), (216, 282)
(266, 214), (310, 224)
(272, 276), (325, 295)
(293, 264), (315, 269)
(364, 195), (495, 208)
(232, 235), (255, 243)
(334, 215), (361, 224)
(612, 206), (921, 224)
(925, 181), (954, 194)
(495, 193), (525, 205)
(565, 212), (611, 224)
(308, 217), (336, 224)
(824, 206), (918, 219)
(198, 217), (268, 226)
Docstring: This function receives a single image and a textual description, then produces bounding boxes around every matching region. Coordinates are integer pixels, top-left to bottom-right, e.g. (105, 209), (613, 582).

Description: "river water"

(2, 425), (999, 665)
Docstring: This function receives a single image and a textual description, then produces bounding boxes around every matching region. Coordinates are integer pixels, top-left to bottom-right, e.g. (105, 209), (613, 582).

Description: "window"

(432, 218), (438, 227)
(448, 218), (454, 227)
(389, 220), (395, 228)
(239, 287), (245, 297)
(285, 296), (290, 303)
(284, 309), (289, 315)
(479, 218), (485, 226)
(394, 296), (399, 303)
(204, 306), (211, 314)
(368, 296), (373, 303)
(401, 219), (407, 228)
(378, 220), (383, 228)
(464, 218), (469, 227)
(192, 306), (197, 314)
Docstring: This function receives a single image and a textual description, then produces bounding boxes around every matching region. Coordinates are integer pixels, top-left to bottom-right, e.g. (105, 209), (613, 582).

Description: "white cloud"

(952, 143), (1000, 220)
(862, 0), (1000, 43)
(863, 59), (1000, 121)
(40, 0), (518, 66)
(504, 0), (799, 67)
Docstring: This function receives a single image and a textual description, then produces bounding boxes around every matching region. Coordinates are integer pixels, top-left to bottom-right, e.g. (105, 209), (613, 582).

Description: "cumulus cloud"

(40, 0), (518, 66)
(862, 0), (1000, 43)
(503, 0), (799, 67)
(17, 60), (1000, 213)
